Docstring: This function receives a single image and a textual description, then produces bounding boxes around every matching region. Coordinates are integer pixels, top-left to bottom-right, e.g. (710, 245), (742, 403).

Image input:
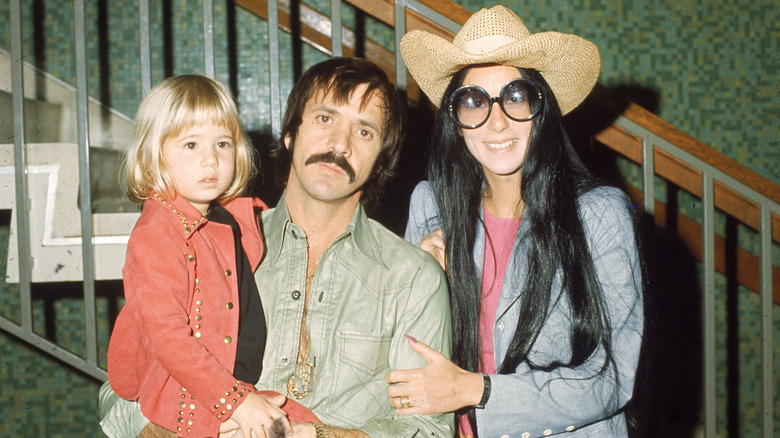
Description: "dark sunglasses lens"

(502, 80), (542, 121)
(452, 88), (490, 127)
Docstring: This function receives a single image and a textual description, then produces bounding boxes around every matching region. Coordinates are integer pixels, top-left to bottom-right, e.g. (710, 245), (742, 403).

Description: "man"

(100, 57), (453, 438)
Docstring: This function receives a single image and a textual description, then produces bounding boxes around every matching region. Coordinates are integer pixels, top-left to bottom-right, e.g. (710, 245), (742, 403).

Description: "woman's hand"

(227, 392), (293, 438)
(384, 336), (483, 415)
(419, 229), (446, 270)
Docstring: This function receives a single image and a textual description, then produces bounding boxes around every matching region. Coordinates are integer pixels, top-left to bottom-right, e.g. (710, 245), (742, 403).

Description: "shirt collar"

(149, 192), (209, 238)
(263, 190), (387, 270)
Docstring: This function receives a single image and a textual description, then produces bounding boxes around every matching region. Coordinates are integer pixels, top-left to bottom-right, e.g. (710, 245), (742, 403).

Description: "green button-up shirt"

(257, 194), (453, 437)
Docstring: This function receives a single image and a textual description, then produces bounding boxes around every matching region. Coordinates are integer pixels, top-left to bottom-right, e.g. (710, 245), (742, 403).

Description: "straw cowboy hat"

(400, 5), (601, 115)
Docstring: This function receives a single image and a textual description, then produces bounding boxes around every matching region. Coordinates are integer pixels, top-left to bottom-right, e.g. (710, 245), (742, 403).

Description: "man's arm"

(361, 252), (454, 438)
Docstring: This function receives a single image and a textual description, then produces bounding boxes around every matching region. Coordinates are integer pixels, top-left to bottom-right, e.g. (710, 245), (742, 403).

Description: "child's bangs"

(165, 88), (241, 141)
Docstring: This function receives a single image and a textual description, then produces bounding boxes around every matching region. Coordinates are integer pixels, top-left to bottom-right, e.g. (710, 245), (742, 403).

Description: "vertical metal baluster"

(10, 0), (33, 334)
(701, 174), (716, 437)
(394, 0), (407, 93)
(74, 0), (99, 367)
(139, 0), (152, 95)
(642, 137), (655, 216)
(268, 0), (281, 137)
(759, 206), (773, 438)
(331, 0), (342, 57)
(203, 0), (215, 78)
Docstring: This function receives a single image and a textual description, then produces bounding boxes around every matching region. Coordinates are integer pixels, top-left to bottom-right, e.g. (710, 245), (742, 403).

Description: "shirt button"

(281, 356), (289, 364)
(501, 435), (510, 438)
(187, 255), (195, 261)
(226, 302), (234, 309)
(224, 336), (232, 344)
(499, 322), (505, 332)
(566, 426), (575, 432)
(291, 290), (301, 300)
(225, 269), (232, 276)
(521, 433), (530, 438)
(544, 430), (553, 436)
(195, 300), (203, 306)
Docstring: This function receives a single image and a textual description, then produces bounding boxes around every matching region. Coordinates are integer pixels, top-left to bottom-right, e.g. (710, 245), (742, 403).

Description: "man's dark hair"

(268, 57), (405, 212)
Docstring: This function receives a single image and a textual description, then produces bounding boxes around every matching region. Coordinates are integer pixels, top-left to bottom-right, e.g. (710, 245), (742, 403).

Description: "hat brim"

(401, 30), (601, 115)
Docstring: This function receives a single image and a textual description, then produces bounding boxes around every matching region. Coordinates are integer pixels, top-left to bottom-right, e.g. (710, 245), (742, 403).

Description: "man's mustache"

(305, 152), (356, 183)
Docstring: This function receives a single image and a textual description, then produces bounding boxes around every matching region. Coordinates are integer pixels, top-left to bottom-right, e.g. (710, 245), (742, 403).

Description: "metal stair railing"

(606, 113), (778, 438)
(4, 0), (106, 382)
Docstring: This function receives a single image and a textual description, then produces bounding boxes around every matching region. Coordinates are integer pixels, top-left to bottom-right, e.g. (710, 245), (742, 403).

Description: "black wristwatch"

(474, 373), (491, 409)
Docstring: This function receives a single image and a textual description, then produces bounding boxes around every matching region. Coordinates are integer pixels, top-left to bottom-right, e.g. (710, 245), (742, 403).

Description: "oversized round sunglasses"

(447, 78), (545, 129)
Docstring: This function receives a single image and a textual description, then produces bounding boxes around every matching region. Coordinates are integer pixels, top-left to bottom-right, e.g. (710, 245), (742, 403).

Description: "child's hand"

(419, 229), (446, 270)
(228, 392), (292, 438)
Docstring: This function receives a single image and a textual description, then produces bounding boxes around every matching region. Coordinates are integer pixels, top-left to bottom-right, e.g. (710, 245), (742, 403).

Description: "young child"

(106, 75), (317, 437)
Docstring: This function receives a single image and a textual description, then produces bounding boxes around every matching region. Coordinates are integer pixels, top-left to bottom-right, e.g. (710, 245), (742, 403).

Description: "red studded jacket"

(107, 194), (274, 437)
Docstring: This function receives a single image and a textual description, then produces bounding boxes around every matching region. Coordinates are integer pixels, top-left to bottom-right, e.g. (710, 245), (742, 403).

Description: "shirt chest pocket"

(324, 333), (393, 426)
(338, 332), (392, 375)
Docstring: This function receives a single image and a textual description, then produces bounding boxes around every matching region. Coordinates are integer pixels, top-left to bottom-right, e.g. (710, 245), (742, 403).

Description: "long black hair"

(428, 65), (617, 407)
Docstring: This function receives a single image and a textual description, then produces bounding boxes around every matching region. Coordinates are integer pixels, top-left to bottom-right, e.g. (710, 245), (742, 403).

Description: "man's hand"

(385, 335), (482, 415)
(419, 229), (446, 270)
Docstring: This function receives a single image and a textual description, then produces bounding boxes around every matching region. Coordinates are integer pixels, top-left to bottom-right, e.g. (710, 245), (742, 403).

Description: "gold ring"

(400, 395), (411, 409)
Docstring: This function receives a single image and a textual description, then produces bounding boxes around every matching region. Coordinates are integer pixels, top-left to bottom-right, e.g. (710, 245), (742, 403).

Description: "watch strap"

(474, 373), (491, 409)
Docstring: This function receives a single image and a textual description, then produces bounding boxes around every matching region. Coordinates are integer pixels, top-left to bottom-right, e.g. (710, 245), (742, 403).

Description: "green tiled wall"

(0, 0), (777, 437)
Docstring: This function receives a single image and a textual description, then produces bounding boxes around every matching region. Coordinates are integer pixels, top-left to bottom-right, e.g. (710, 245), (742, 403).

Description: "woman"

(385, 6), (644, 437)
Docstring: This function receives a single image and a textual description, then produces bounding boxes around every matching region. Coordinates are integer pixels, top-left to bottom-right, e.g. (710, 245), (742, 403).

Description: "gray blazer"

(405, 182), (644, 438)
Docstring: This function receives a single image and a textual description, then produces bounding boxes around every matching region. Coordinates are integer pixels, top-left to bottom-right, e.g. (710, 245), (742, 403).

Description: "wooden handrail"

(591, 87), (780, 244)
(583, 84), (780, 300)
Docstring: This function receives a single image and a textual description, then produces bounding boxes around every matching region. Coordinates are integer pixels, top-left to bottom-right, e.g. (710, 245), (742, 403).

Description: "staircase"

(1, 0), (777, 436)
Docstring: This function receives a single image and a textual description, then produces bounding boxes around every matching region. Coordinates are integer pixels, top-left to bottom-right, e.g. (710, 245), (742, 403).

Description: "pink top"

(460, 207), (521, 436)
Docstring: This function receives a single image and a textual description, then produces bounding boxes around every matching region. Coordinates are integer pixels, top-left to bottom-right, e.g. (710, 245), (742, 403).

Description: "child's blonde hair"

(123, 74), (255, 204)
